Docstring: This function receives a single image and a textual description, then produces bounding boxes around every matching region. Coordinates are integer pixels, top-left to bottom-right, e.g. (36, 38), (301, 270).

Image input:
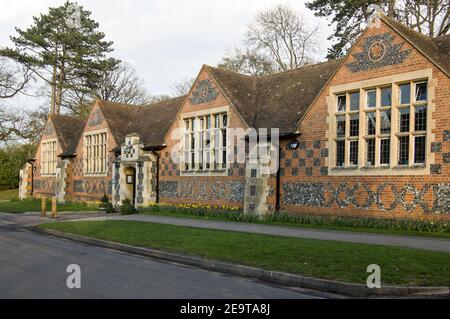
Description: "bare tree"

(170, 77), (195, 96)
(218, 48), (275, 76)
(0, 58), (31, 99)
(0, 59), (34, 144)
(397, 0), (450, 37)
(61, 62), (152, 116)
(245, 5), (318, 72)
(307, 0), (449, 59)
(95, 63), (150, 105)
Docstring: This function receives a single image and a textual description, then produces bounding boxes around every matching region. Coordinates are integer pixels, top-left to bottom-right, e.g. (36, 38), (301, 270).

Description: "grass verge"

(41, 220), (450, 286)
(139, 209), (450, 239)
(0, 198), (99, 213)
(0, 188), (18, 201)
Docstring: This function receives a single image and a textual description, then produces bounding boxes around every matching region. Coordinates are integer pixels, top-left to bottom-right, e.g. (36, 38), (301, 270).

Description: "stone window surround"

(180, 105), (230, 177)
(326, 69), (436, 176)
(41, 138), (57, 176)
(83, 128), (108, 177)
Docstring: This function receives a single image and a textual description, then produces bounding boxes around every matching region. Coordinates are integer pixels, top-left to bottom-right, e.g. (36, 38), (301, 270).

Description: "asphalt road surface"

(0, 225), (331, 299)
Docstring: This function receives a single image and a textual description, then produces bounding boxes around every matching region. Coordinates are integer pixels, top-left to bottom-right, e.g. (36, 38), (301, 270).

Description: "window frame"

(328, 71), (433, 176)
(41, 139), (57, 176)
(83, 129), (108, 176)
(180, 106), (230, 176)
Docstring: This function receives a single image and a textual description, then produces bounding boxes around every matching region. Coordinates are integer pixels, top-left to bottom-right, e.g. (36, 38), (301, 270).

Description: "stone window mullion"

(391, 83), (398, 166)
(359, 88), (365, 167)
(408, 81), (414, 166)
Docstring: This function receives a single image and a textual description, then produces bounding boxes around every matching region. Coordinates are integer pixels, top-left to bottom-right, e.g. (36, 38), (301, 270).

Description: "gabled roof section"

(96, 100), (137, 145)
(205, 59), (342, 134)
(131, 96), (186, 147)
(380, 15), (450, 77)
(97, 97), (185, 147)
(204, 65), (257, 127)
(49, 114), (85, 157)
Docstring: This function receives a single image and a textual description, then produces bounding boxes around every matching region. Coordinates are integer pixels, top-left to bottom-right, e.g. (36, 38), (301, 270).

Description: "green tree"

(306, 0), (450, 60)
(0, 1), (120, 115)
(0, 144), (34, 189)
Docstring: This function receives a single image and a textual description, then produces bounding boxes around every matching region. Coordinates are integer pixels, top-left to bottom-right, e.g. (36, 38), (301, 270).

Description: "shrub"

(120, 198), (137, 215)
(98, 194), (114, 213)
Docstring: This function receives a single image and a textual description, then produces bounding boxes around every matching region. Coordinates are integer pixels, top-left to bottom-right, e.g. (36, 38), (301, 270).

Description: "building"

(20, 15), (450, 221)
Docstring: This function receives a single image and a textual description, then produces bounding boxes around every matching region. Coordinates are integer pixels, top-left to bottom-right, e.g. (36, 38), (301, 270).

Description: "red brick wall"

(159, 67), (248, 208)
(33, 119), (61, 198)
(69, 102), (117, 201)
(277, 21), (450, 221)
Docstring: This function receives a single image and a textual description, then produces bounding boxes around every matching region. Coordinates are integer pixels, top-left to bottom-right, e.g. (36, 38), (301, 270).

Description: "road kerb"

(29, 226), (450, 298)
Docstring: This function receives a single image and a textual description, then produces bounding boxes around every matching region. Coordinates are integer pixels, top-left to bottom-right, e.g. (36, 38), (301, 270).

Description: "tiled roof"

(98, 96), (185, 147)
(49, 114), (85, 157)
(381, 15), (450, 77)
(205, 59), (343, 134)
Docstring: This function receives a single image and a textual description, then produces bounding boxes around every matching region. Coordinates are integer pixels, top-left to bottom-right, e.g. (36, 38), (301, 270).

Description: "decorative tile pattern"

(159, 180), (245, 202)
(189, 79), (218, 105)
(313, 140), (321, 149)
(283, 182), (450, 214)
(431, 142), (442, 153)
(313, 158), (321, 167)
(285, 159), (291, 168)
(444, 130), (450, 142)
(88, 109), (103, 126)
(443, 153), (450, 164)
(136, 162), (144, 204)
(43, 123), (54, 136)
(320, 148), (329, 158)
(431, 164), (442, 175)
(347, 33), (412, 73)
(299, 159), (305, 167)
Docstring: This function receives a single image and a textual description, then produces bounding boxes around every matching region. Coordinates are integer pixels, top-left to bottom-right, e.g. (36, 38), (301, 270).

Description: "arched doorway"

(123, 166), (136, 205)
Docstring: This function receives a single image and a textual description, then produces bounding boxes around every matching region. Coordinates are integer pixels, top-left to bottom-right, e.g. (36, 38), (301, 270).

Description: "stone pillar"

(18, 164), (30, 200)
(112, 161), (121, 207)
(55, 159), (68, 204)
(243, 143), (272, 217)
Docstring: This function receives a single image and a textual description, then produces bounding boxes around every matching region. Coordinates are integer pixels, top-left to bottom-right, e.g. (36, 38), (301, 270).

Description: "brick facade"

(23, 16), (450, 221)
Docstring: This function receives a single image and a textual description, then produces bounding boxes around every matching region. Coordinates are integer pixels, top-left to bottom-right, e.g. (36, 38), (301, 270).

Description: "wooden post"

(41, 196), (46, 217)
(51, 196), (57, 218)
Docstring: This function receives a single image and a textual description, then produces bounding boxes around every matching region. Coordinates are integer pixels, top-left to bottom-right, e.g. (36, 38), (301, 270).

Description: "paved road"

(92, 215), (450, 253)
(0, 225), (329, 299)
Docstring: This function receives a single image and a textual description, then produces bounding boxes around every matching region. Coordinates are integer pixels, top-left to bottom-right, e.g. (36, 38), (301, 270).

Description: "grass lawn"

(0, 188), (18, 201)
(0, 199), (99, 213)
(141, 210), (450, 239)
(41, 220), (450, 286)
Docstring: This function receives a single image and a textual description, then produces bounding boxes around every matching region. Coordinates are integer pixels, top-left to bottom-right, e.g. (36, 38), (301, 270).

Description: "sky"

(0, 0), (334, 110)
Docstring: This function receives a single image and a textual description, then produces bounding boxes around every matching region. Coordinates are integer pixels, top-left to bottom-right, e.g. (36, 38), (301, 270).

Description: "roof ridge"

(380, 14), (450, 78)
(205, 59), (344, 79)
(260, 58), (345, 79)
